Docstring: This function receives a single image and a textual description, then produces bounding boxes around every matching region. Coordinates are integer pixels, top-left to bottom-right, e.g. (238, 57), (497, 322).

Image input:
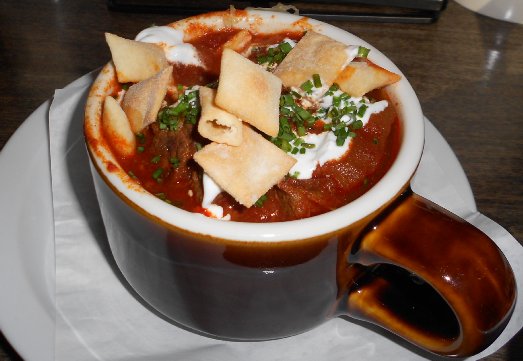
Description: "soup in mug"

(101, 24), (402, 222)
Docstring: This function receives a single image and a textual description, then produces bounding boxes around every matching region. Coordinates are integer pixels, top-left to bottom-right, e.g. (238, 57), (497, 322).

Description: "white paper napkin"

(49, 73), (523, 361)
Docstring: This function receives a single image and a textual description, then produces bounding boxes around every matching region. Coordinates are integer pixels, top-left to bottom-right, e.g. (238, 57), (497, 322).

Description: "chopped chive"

(297, 126), (306, 137)
(282, 94), (295, 106)
(279, 41), (293, 53)
(151, 155), (161, 164)
(152, 167), (163, 181)
(358, 46), (370, 58)
(312, 74), (322, 88)
(128, 171), (137, 179)
(357, 104), (368, 117)
(136, 133), (145, 143)
(296, 107), (312, 121)
(137, 146), (144, 153)
(290, 90), (302, 99)
(280, 139), (292, 152)
(351, 120), (363, 130)
(293, 138), (303, 146)
(373, 138), (379, 144)
(155, 192), (172, 204)
(300, 80), (313, 94)
(157, 87), (201, 129)
(254, 194), (268, 207)
(169, 157), (180, 168)
(302, 142), (315, 149)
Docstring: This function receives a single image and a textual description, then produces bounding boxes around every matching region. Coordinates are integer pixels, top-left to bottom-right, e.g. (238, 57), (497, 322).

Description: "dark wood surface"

(0, 0), (521, 360)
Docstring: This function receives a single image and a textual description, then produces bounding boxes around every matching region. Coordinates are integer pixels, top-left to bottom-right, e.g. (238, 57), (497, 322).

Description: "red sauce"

(104, 29), (401, 222)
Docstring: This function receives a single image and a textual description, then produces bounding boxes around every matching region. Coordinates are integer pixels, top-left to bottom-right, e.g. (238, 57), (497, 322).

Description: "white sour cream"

(268, 38), (297, 49)
(135, 26), (203, 67)
(290, 95), (389, 180)
(344, 45), (360, 67)
(289, 131), (347, 179)
(202, 173), (230, 220)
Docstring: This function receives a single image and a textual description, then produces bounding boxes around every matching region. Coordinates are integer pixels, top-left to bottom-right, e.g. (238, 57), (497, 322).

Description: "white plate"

(0, 78), (479, 361)
(0, 100), (55, 361)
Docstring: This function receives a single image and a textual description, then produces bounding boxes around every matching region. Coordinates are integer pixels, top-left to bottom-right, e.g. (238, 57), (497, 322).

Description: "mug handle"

(345, 187), (516, 357)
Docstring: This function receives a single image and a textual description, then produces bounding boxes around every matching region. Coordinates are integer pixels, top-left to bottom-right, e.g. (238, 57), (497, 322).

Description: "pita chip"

(193, 125), (296, 208)
(223, 29), (253, 54)
(273, 31), (348, 89)
(198, 86), (243, 146)
(335, 59), (401, 97)
(105, 32), (169, 83)
(122, 66), (173, 133)
(215, 49), (281, 138)
(102, 96), (136, 157)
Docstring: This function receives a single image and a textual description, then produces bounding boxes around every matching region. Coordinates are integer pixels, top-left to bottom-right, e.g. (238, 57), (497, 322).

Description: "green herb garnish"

(136, 132), (145, 144)
(169, 157), (180, 168)
(152, 167), (164, 182)
(358, 46), (370, 58)
(254, 194), (268, 207)
(256, 41), (293, 66)
(151, 155), (161, 164)
(158, 87), (201, 130)
(300, 80), (313, 94)
(312, 74), (322, 88)
(271, 91), (320, 154)
(155, 192), (172, 204)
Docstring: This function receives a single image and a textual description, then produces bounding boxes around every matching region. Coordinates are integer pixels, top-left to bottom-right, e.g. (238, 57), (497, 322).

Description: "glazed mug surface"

(84, 9), (516, 357)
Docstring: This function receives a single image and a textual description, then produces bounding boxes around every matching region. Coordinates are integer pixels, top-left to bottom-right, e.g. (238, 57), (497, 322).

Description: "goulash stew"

(101, 24), (402, 222)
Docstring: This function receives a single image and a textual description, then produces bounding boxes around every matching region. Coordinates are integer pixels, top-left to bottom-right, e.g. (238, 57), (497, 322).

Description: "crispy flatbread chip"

(122, 66), (173, 133)
(102, 96), (136, 157)
(193, 125), (296, 207)
(198, 87), (243, 146)
(215, 49), (281, 137)
(335, 59), (401, 97)
(273, 31), (348, 89)
(105, 32), (169, 83)
(223, 29), (253, 54)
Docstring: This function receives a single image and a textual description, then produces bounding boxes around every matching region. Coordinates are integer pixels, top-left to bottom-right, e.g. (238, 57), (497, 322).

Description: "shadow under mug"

(84, 10), (516, 358)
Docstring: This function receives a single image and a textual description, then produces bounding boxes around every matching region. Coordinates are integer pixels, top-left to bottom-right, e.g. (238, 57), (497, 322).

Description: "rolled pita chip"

(122, 66), (173, 133)
(223, 29), (253, 54)
(102, 96), (136, 157)
(334, 59), (401, 97)
(273, 31), (348, 89)
(215, 49), (281, 138)
(193, 125), (296, 208)
(198, 87), (243, 146)
(105, 32), (169, 83)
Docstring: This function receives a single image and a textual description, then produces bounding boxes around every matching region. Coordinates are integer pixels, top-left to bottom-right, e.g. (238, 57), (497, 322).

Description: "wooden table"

(0, 0), (521, 360)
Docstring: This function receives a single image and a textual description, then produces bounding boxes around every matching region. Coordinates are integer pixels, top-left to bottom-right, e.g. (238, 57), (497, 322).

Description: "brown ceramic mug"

(84, 10), (516, 357)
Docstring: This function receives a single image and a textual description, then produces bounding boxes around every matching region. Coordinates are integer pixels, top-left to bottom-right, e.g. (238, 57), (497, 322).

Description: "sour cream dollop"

(289, 93), (389, 179)
(202, 173), (230, 220)
(135, 26), (203, 67)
